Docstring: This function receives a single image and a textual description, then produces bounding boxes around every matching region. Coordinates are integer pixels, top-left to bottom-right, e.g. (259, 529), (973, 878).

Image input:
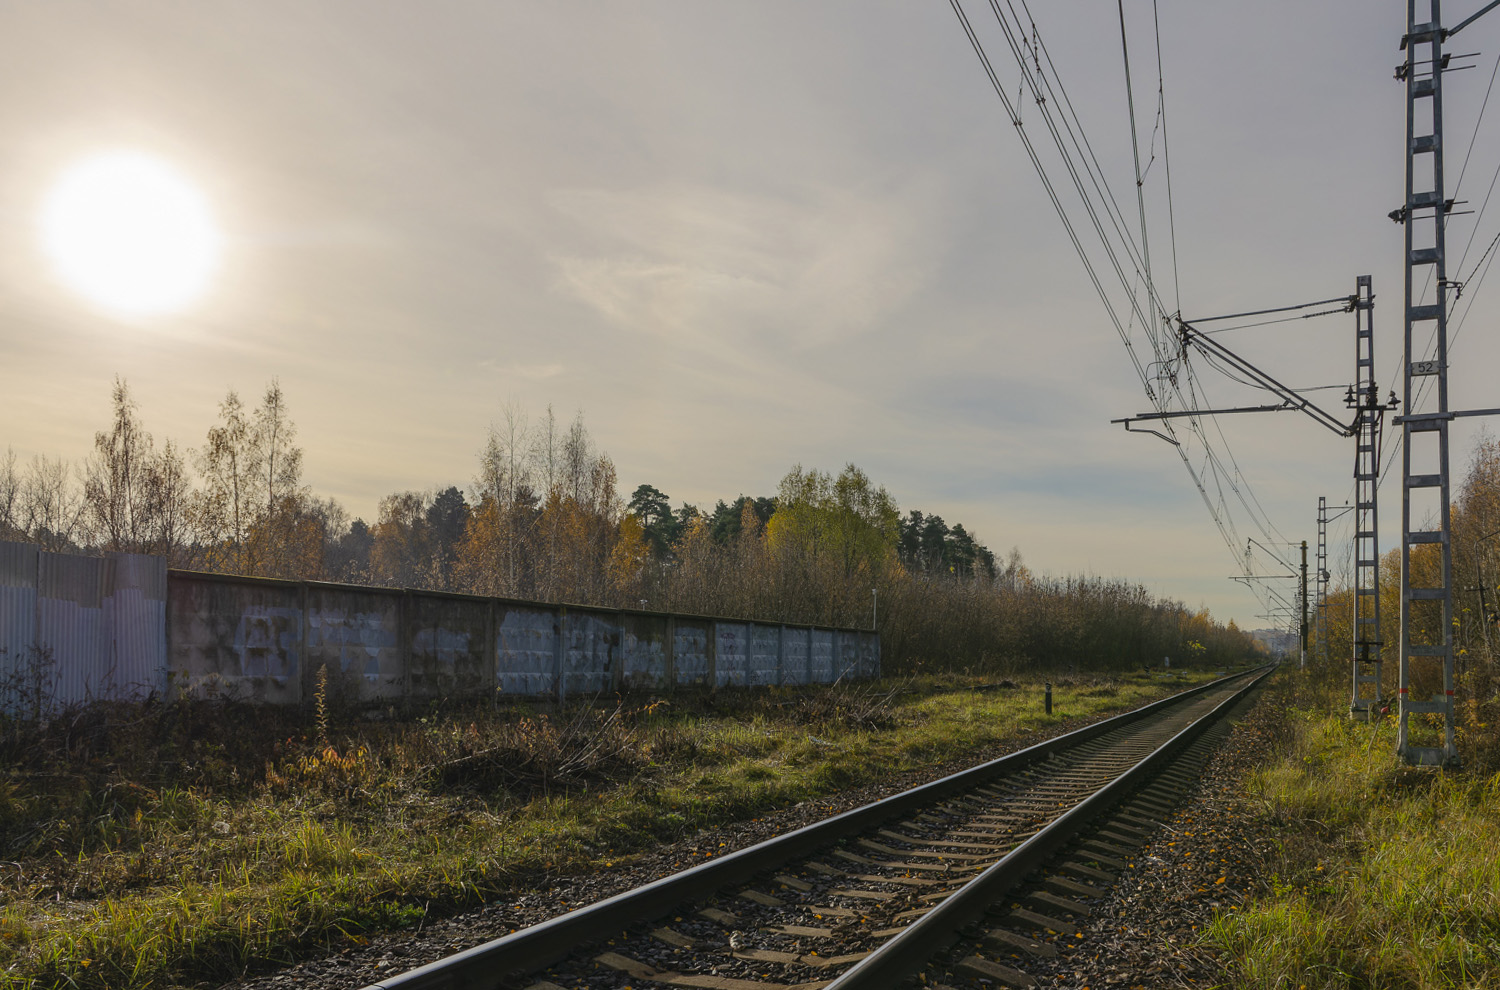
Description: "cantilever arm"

(1178, 322), (1356, 437)
(1451, 0), (1500, 36)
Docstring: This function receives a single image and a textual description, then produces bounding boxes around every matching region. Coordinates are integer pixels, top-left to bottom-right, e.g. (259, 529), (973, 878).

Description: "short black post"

(1044, 682), (1052, 715)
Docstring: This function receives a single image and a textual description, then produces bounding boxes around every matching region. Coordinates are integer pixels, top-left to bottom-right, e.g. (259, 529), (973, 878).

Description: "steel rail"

(824, 664), (1272, 989)
(358, 667), (1268, 990)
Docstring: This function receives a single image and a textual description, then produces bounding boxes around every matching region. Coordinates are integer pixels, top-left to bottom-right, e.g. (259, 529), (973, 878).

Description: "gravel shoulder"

(1010, 684), (1283, 989)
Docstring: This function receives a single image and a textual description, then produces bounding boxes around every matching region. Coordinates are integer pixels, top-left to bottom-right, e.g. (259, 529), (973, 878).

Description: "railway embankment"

(0, 669), (1217, 990)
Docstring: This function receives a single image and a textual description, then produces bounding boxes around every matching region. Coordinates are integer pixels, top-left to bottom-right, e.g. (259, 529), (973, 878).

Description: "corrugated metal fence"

(0, 541), (880, 712)
(0, 542), (167, 714)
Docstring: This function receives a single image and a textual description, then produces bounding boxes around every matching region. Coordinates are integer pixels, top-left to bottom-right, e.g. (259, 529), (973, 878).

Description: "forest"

(1318, 431), (1500, 715)
(0, 378), (1259, 671)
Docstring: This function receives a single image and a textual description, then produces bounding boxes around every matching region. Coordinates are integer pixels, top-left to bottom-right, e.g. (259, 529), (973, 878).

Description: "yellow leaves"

(607, 512), (650, 593)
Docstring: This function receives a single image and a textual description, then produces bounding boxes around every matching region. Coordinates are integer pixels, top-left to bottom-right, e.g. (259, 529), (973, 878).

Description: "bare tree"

(251, 379), (305, 575)
(84, 377), (151, 552)
(195, 389), (254, 573)
(0, 447), (20, 539)
(23, 455), (86, 551)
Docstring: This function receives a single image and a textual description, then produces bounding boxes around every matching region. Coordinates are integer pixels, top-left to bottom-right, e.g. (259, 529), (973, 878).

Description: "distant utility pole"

(1316, 497), (1330, 664)
(1392, 0), (1500, 764)
(1300, 540), (1309, 668)
(1347, 276), (1394, 720)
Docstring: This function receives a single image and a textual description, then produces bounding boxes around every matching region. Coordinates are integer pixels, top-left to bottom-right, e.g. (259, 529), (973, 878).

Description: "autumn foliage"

(0, 384), (1258, 673)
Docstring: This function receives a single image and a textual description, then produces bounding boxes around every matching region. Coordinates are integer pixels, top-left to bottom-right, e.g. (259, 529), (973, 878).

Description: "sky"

(2, 1), (1499, 629)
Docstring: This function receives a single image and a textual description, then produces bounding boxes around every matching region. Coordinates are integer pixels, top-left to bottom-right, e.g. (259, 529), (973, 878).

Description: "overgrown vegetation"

(1207, 666), (1500, 988)
(0, 669), (1220, 989)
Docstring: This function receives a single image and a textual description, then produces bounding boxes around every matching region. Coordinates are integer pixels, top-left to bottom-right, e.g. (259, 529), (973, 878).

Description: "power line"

(950, 0), (1293, 619)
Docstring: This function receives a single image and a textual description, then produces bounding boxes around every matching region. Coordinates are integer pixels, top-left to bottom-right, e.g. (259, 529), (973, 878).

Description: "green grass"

(1206, 682), (1500, 989)
(0, 668), (1222, 989)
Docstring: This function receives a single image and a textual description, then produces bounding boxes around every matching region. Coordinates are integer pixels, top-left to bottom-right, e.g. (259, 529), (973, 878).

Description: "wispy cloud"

(547, 182), (934, 353)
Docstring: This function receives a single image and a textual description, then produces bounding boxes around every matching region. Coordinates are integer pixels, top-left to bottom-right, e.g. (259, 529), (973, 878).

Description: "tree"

(327, 517), (374, 582)
(83, 378), (192, 559)
(249, 379), (306, 576)
(195, 389), (254, 573)
(608, 512), (650, 600)
(370, 491), (431, 587)
(708, 495), (774, 545)
(628, 483), (679, 557)
(0, 448), (22, 541)
(21, 455), (86, 552)
(426, 486), (470, 589)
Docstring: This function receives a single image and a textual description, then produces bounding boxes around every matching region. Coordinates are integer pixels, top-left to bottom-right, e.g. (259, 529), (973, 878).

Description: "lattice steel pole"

(1316, 496), (1331, 666)
(1396, 2), (1458, 764)
(1348, 276), (1390, 719)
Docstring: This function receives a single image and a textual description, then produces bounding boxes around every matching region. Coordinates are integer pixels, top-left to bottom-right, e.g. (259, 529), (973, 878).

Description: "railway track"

(359, 667), (1271, 990)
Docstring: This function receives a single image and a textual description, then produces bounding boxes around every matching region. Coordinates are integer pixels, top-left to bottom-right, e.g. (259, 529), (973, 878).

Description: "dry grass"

(1206, 669), (1500, 988)
(0, 668), (1224, 989)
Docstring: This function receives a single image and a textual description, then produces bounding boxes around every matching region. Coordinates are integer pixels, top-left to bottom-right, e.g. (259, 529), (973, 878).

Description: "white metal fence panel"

(107, 553), (168, 699)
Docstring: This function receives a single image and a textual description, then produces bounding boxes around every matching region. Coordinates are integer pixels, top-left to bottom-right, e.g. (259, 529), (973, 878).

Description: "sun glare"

(40, 151), (221, 317)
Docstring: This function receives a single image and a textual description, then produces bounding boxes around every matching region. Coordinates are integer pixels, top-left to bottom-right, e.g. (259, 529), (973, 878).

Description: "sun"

(40, 151), (222, 317)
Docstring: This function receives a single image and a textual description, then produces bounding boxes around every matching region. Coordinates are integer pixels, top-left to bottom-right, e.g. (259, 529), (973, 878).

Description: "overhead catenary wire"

(950, 1), (1296, 617)
(1151, 0), (1184, 320)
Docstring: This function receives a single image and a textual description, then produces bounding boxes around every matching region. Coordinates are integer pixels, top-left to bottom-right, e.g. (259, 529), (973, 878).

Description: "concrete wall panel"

(304, 587), (402, 703)
(408, 596), (490, 701)
(562, 611), (618, 697)
(780, 626), (810, 686)
(809, 628), (834, 684)
(621, 613), (667, 690)
(715, 622), (748, 688)
(674, 621), (709, 687)
(859, 632), (881, 679)
(748, 624), (780, 686)
(168, 578), (301, 704)
(497, 606), (557, 698)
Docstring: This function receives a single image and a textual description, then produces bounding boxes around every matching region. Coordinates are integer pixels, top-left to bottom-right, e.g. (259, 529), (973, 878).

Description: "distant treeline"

(1, 379), (1260, 672)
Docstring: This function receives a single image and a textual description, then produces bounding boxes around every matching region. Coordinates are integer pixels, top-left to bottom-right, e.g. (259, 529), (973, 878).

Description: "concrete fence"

(0, 541), (880, 711)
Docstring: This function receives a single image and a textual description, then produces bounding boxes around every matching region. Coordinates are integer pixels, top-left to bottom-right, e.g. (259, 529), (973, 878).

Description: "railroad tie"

(1046, 875), (1106, 899)
(1060, 860), (1116, 883)
(739, 889), (785, 907)
(594, 951), (834, 990)
(652, 927), (698, 948)
(983, 927), (1058, 958)
(956, 954), (1039, 988)
(1026, 889), (1091, 917)
(1005, 906), (1076, 934)
(699, 907), (739, 925)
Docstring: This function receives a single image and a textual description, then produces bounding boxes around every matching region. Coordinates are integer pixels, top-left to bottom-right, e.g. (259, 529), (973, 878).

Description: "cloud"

(546, 182), (934, 353)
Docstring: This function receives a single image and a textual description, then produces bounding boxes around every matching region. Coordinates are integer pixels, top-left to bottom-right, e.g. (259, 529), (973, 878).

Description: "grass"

(1206, 671), (1500, 989)
(0, 667), (1223, 989)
